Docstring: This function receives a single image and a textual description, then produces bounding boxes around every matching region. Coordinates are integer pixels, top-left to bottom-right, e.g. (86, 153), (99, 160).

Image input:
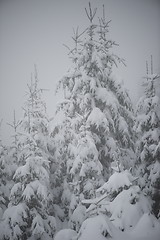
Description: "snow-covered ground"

(54, 214), (160, 240)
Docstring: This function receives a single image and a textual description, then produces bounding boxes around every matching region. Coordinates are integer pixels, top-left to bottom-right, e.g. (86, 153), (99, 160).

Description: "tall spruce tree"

(0, 120), (8, 219)
(52, 3), (135, 230)
(134, 56), (160, 218)
(0, 68), (56, 240)
(6, 110), (21, 176)
(0, 115), (19, 220)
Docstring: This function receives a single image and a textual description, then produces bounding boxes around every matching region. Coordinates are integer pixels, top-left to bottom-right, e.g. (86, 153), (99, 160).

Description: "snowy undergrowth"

(54, 214), (160, 240)
(54, 170), (160, 240)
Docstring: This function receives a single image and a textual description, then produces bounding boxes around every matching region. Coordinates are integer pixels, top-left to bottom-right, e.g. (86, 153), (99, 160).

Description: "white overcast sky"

(0, 0), (160, 143)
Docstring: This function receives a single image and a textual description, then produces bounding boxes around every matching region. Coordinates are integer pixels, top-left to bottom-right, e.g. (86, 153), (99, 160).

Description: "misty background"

(0, 0), (160, 144)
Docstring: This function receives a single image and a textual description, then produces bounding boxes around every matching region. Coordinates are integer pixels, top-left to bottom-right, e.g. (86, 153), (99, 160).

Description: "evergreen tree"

(0, 116), (19, 220)
(7, 110), (21, 163)
(52, 3), (134, 230)
(6, 110), (22, 180)
(134, 56), (160, 218)
(0, 68), (56, 240)
(0, 120), (7, 219)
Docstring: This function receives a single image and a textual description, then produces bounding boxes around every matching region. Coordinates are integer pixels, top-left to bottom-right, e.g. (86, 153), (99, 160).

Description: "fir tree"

(0, 119), (7, 219)
(0, 116), (19, 220)
(6, 110), (21, 175)
(52, 3), (135, 230)
(0, 68), (56, 240)
(134, 56), (160, 218)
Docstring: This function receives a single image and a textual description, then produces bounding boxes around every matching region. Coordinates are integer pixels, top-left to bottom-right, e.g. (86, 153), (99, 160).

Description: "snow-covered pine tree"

(92, 5), (135, 173)
(51, 108), (74, 221)
(0, 68), (56, 240)
(0, 120), (8, 219)
(0, 119), (3, 145)
(52, 3), (135, 231)
(134, 56), (160, 218)
(7, 110), (21, 161)
(6, 110), (22, 178)
(0, 115), (20, 220)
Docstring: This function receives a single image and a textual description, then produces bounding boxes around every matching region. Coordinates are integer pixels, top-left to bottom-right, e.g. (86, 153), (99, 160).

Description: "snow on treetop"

(96, 170), (136, 194)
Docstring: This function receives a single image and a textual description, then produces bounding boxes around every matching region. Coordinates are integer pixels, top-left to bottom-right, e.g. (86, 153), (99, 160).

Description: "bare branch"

(63, 44), (71, 51)
(85, 7), (90, 21)
(92, 7), (97, 20)
(40, 88), (49, 92)
(7, 123), (14, 128)
(103, 4), (105, 21)
(151, 55), (153, 75)
(85, 2), (97, 23)
(78, 27), (88, 38)
(34, 64), (38, 82)
(0, 119), (3, 128)
(146, 61), (149, 75)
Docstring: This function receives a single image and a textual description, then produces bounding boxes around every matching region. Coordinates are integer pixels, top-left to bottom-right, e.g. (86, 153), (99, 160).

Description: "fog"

(0, 0), (160, 144)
